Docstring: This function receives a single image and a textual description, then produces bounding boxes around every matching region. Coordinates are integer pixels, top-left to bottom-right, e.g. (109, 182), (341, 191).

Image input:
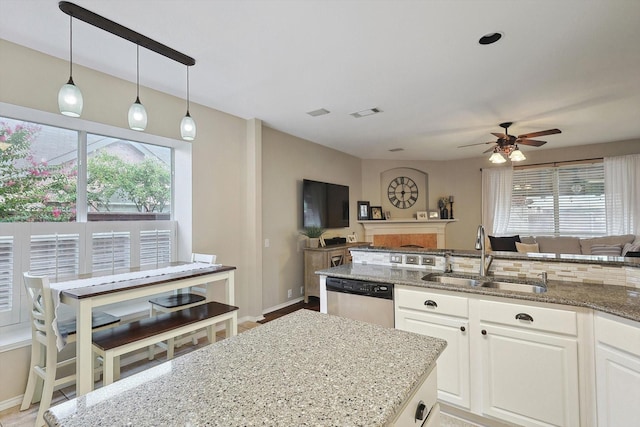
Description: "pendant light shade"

(58, 16), (83, 117)
(509, 146), (526, 162)
(128, 45), (147, 131)
(489, 149), (507, 164)
(180, 66), (196, 141)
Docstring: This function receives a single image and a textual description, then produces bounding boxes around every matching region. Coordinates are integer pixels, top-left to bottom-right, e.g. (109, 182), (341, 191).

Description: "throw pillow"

(516, 242), (540, 253)
(488, 235), (521, 252)
(590, 244), (622, 256)
(622, 242), (640, 256)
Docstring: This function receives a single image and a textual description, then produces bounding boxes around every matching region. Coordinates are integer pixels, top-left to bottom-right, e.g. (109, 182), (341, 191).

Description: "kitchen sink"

(480, 281), (547, 294)
(422, 273), (547, 293)
(422, 274), (484, 287)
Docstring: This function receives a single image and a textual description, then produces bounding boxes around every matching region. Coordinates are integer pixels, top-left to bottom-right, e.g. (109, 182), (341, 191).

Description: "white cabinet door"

(595, 313), (640, 427)
(479, 323), (580, 427)
(395, 286), (470, 409)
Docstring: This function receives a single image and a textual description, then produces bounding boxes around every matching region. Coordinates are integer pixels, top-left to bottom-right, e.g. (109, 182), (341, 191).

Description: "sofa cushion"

(516, 242), (540, 253)
(520, 236), (537, 245)
(488, 235), (521, 252)
(579, 234), (636, 254)
(590, 244), (623, 256)
(535, 236), (582, 255)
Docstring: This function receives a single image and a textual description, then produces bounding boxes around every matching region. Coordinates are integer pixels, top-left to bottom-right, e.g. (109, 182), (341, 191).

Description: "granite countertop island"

(44, 310), (446, 427)
(317, 263), (640, 323)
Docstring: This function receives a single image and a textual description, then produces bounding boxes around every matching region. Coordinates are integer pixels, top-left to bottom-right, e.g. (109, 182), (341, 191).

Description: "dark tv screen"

(303, 179), (349, 228)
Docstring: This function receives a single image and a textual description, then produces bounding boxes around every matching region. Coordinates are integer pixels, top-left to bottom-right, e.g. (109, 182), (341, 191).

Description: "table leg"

(76, 300), (94, 396)
(225, 272), (236, 337)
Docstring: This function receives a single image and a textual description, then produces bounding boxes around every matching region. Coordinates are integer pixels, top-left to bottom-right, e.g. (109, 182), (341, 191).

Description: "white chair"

(147, 253), (216, 360)
(21, 273), (120, 427)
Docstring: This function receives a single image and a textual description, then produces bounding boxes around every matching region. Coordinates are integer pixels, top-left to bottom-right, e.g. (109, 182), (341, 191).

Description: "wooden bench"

(92, 301), (238, 385)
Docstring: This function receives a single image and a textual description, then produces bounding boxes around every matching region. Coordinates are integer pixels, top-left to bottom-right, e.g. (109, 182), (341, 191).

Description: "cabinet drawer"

(596, 313), (640, 356)
(396, 286), (468, 318)
(478, 299), (577, 336)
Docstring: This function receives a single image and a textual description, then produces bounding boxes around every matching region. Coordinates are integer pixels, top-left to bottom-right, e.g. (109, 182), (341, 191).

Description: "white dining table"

(51, 263), (236, 396)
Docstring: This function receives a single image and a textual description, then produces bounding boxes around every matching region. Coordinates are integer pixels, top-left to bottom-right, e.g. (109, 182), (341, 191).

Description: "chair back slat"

(191, 253), (216, 264)
(23, 273), (55, 338)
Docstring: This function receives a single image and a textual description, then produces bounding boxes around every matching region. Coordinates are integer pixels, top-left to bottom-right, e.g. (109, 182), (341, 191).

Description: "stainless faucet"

(443, 252), (452, 273)
(538, 272), (548, 287)
(475, 225), (493, 277)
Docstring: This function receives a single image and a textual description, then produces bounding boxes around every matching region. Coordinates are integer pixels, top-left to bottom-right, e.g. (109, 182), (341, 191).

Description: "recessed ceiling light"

(307, 108), (330, 117)
(350, 108), (382, 118)
(479, 32), (503, 45)
(389, 148), (404, 152)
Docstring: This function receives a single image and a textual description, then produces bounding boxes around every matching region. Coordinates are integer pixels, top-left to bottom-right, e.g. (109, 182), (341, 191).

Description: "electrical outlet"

(287, 289), (292, 298)
(300, 286), (304, 295)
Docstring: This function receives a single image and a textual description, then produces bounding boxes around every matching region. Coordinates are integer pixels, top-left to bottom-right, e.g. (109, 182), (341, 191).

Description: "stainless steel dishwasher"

(326, 277), (394, 328)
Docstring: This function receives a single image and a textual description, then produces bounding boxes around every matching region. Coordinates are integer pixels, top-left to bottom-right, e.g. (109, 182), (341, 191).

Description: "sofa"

(487, 234), (640, 256)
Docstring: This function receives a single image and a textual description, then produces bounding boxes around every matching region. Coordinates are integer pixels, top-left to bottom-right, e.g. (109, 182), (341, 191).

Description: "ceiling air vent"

(306, 108), (330, 117)
(350, 108), (382, 118)
(389, 148), (404, 152)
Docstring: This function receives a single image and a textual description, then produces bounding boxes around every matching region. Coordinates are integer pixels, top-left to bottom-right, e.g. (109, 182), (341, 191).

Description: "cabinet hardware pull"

(415, 400), (427, 421)
(481, 329), (487, 335)
(460, 326), (466, 332)
(424, 300), (438, 307)
(515, 313), (534, 322)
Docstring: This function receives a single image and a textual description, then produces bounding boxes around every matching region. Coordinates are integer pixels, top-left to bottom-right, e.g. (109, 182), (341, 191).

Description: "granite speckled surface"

(318, 263), (640, 323)
(44, 310), (446, 427)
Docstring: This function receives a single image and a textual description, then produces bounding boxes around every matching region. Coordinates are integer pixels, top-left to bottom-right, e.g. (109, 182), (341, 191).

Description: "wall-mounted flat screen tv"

(303, 179), (349, 228)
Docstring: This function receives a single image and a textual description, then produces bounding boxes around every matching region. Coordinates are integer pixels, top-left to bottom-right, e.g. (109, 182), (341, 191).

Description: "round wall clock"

(387, 176), (418, 209)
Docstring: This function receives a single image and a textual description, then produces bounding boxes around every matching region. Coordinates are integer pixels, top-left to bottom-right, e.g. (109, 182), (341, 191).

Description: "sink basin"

(422, 274), (547, 293)
(481, 281), (547, 294)
(422, 274), (483, 287)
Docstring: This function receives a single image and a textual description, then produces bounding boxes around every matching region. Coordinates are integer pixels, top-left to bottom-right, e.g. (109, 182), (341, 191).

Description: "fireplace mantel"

(358, 219), (457, 248)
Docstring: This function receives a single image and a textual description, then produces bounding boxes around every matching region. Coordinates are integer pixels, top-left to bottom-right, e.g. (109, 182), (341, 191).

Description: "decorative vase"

(308, 238), (320, 248)
(441, 207), (449, 219)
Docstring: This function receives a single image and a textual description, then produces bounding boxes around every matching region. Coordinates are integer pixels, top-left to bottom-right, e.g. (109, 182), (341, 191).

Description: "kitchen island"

(44, 310), (446, 426)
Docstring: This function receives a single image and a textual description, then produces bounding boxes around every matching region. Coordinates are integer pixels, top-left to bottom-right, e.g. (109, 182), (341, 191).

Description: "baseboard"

(262, 297), (304, 316)
(0, 395), (23, 412)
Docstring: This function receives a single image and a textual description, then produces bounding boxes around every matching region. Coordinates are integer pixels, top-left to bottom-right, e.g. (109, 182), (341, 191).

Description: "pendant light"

(128, 44), (147, 131)
(180, 65), (196, 141)
(509, 145), (526, 162)
(489, 148), (507, 164)
(58, 15), (83, 117)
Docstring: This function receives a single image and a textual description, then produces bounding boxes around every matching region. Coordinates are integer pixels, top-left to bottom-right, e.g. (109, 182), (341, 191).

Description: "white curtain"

(604, 154), (640, 235)
(482, 166), (513, 235)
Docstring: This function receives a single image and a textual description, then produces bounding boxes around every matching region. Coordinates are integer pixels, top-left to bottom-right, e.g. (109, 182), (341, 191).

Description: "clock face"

(387, 176), (418, 209)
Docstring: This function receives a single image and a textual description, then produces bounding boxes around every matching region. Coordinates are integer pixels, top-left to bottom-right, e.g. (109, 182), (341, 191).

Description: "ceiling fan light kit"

(58, 1), (196, 141)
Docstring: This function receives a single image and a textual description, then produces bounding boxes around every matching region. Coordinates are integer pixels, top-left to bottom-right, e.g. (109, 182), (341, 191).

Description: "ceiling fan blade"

(491, 132), (507, 139)
(517, 128), (561, 139)
(483, 146), (497, 154)
(458, 141), (495, 148)
(517, 139), (547, 147)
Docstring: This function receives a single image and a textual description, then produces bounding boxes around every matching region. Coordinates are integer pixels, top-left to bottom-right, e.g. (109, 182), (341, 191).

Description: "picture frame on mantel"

(416, 211), (428, 221)
(357, 201), (370, 220)
(428, 210), (440, 219)
(370, 206), (384, 220)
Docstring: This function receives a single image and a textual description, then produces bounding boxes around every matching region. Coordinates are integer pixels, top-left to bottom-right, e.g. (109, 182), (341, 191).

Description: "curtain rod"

(480, 157), (603, 171)
(59, 1), (196, 66)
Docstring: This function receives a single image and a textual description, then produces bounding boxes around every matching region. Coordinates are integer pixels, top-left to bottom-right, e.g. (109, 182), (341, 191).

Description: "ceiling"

(2, 0), (640, 160)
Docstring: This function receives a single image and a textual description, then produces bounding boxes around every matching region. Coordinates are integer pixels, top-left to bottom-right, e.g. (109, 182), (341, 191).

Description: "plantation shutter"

(0, 237), (14, 312)
(140, 229), (171, 267)
(92, 231), (131, 272)
(506, 162), (605, 237)
(30, 234), (80, 279)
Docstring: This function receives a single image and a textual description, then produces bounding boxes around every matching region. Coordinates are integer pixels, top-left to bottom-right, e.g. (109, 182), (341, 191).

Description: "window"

(0, 114), (179, 330)
(506, 162), (605, 237)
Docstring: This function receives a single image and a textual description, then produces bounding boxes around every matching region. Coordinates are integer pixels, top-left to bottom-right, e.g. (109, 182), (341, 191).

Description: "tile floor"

(0, 317), (479, 427)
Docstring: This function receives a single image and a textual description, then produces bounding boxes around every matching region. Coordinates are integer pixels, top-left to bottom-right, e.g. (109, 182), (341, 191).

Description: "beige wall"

(261, 127), (362, 310)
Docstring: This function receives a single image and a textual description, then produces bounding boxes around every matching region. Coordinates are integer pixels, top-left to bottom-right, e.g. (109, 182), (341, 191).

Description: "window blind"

(30, 234), (80, 279)
(506, 162), (605, 237)
(0, 237), (13, 312)
(140, 229), (171, 267)
(92, 231), (131, 272)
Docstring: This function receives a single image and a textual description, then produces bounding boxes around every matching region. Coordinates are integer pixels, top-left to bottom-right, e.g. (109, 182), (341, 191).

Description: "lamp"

(489, 148), (507, 164)
(58, 15), (83, 117)
(128, 44), (147, 131)
(509, 145), (526, 162)
(180, 66), (196, 141)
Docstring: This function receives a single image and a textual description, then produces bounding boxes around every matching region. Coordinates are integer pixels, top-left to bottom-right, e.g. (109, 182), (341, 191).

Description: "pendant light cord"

(136, 44), (140, 100)
(69, 15), (74, 80)
(186, 66), (190, 114)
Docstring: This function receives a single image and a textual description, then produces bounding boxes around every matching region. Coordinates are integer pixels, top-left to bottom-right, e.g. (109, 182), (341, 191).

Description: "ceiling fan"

(459, 122), (561, 163)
